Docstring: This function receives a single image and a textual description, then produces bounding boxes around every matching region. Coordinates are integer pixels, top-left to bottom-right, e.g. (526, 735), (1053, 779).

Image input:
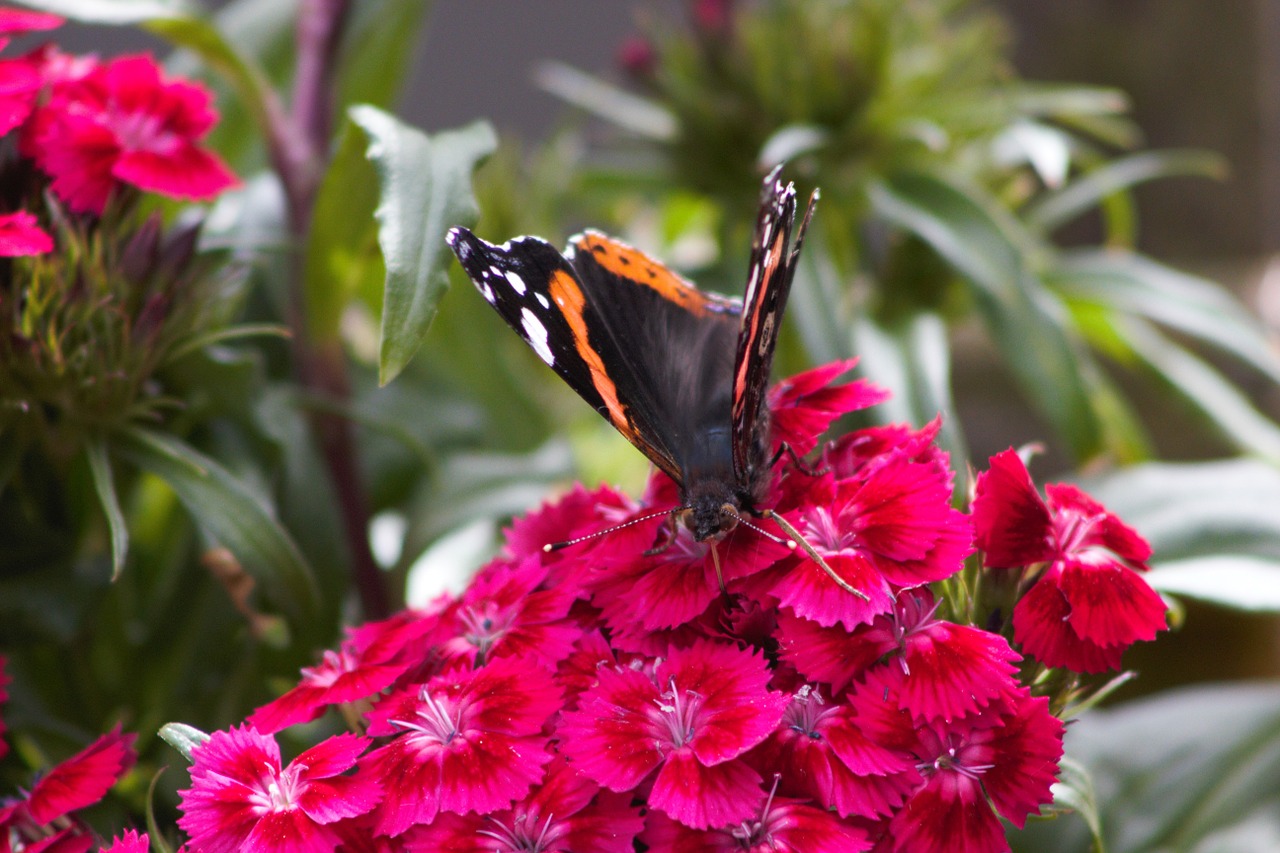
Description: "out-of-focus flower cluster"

(0, 6), (238, 458)
(127, 362), (1159, 853)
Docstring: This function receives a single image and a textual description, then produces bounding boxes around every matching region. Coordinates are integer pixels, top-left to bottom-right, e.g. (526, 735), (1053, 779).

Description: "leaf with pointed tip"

(86, 437), (128, 581)
(114, 426), (319, 627)
(869, 170), (1104, 461)
(350, 106), (496, 384)
(159, 722), (210, 763)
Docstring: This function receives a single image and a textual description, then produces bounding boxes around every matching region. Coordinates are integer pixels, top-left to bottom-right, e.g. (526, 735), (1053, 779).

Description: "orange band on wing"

(576, 233), (717, 316)
(549, 270), (629, 431)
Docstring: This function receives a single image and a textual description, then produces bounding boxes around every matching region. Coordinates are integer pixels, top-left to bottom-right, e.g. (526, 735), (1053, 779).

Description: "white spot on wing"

(480, 282), (495, 303)
(536, 292), (550, 309)
(505, 270), (527, 295)
(521, 307), (554, 365)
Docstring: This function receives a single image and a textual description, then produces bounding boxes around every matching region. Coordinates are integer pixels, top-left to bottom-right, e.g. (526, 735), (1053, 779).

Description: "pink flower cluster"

(0, 5), (235, 256)
(166, 361), (1167, 853)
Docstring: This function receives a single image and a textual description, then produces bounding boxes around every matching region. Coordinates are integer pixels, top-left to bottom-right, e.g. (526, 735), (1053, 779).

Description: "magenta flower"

(248, 641), (412, 734)
(756, 686), (914, 819)
(768, 451), (972, 629)
(403, 758), (644, 853)
(24, 53), (237, 214)
(640, 790), (870, 852)
(0, 5), (62, 35)
(362, 655), (561, 837)
(851, 670), (1063, 853)
(100, 830), (149, 853)
(973, 449), (1168, 672)
(0, 210), (53, 256)
(178, 728), (379, 853)
(558, 640), (788, 829)
(766, 359), (888, 458)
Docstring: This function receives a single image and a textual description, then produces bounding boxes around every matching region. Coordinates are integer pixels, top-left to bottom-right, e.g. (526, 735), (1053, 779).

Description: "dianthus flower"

(558, 640), (789, 829)
(100, 829), (150, 853)
(0, 210), (53, 256)
(362, 655), (561, 837)
(403, 758), (644, 853)
(23, 53), (236, 213)
(178, 728), (378, 853)
(640, 787), (870, 852)
(850, 670), (1063, 853)
(972, 448), (1168, 672)
(0, 725), (136, 853)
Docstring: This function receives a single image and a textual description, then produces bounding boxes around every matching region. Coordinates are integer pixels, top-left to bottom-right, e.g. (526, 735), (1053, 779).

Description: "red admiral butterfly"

(447, 167), (862, 597)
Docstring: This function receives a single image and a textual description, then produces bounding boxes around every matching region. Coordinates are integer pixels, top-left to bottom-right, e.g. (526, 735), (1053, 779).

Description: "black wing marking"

(565, 231), (742, 491)
(730, 166), (819, 481)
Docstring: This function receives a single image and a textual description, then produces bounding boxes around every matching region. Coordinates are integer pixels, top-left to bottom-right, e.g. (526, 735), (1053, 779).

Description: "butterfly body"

(446, 167), (816, 546)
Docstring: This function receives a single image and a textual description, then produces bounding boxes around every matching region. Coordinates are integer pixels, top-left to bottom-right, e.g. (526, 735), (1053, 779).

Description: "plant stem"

(269, 0), (390, 619)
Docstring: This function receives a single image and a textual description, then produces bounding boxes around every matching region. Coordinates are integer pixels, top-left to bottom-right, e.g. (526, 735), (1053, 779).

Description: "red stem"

(265, 0), (391, 619)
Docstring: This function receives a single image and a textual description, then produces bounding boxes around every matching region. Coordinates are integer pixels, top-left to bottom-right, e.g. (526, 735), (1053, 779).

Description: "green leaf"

(536, 61), (677, 141)
(1052, 251), (1280, 385)
(86, 437), (128, 582)
(1013, 684), (1280, 853)
(303, 119), (383, 342)
(349, 106), (497, 384)
(114, 426), (319, 627)
(869, 171), (1104, 460)
(13, 0), (195, 20)
(1148, 557), (1280, 612)
(158, 721), (210, 762)
(851, 311), (967, 468)
(1116, 316), (1280, 461)
(336, 0), (433, 113)
(1026, 150), (1226, 233)
(1043, 756), (1105, 853)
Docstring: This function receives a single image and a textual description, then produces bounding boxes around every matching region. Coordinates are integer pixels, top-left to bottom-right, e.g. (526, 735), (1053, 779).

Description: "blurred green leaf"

(1052, 251), (1280, 384)
(1148, 557), (1280, 612)
(86, 436), (128, 582)
(13, 0), (194, 19)
(1011, 684), (1280, 853)
(336, 0), (433, 113)
(114, 426), (319, 628)
(852, 311), (966, 466)
(1116, 316), (1280, 461)
(1081, 458), (1280, 566)
(869, 171), (1104, 460)
(1026, 150), (1227, 233)
(537, 61), (677, 141)
(349, 106), (497, 385)
(1045, 756), (1105, 853)
(304, 119), (382, 342)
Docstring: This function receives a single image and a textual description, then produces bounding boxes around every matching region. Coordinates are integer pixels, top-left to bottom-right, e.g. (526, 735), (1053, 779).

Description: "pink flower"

(755, 686), (914, 819)
(178, 728), (379, 853)
(26, 726), (136, 825)
(248, 641), (413, 734)
(851, 671), (1064, 853)
(766, 359), (888, 458)
(100, 829), (148, 853)
(973, 449), (1168, 672)
(362, 656), (561, 837)
(24, 53), (236, 214)
(0, 5), (63, 35)
(641, 789), (870, 852)
(768, 450), (971, 629)
(0, 211), (52, 256)
(403, 758), (644, 853)
(557, 640), (788, 829)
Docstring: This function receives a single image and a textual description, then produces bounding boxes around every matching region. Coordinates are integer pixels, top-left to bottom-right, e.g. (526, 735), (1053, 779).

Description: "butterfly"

(447, 167), (861, 596)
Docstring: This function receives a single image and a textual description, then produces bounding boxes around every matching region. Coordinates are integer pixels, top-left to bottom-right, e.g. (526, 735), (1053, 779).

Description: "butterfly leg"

(760, 509), (870, 601)
(643, 512), (681, 556)
(769, 441), (827, 478)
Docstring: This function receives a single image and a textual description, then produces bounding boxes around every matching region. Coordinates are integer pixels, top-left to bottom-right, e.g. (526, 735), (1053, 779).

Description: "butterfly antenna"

(543, 507), (687, 552)
(761, 509), (870, 601)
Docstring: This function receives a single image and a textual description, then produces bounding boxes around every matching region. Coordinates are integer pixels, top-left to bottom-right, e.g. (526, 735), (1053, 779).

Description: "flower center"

(784, 685), (831, 739)
(654, 678), (705, 748)
(106, 107), (176, 153)
(802, 506), (848, 552)
(477, 812), (557, 852)
(263, 761), (305, 812)
(460, 602), (509, 664)
(393, 686), (461, 744)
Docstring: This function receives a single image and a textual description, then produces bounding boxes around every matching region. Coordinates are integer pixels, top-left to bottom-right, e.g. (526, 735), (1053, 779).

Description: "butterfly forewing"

(730, 169), (818, 482)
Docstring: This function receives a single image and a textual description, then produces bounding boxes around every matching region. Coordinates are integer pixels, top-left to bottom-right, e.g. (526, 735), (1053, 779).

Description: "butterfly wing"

(447, 227), (739, 488)
(730, 167), (819, 482)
